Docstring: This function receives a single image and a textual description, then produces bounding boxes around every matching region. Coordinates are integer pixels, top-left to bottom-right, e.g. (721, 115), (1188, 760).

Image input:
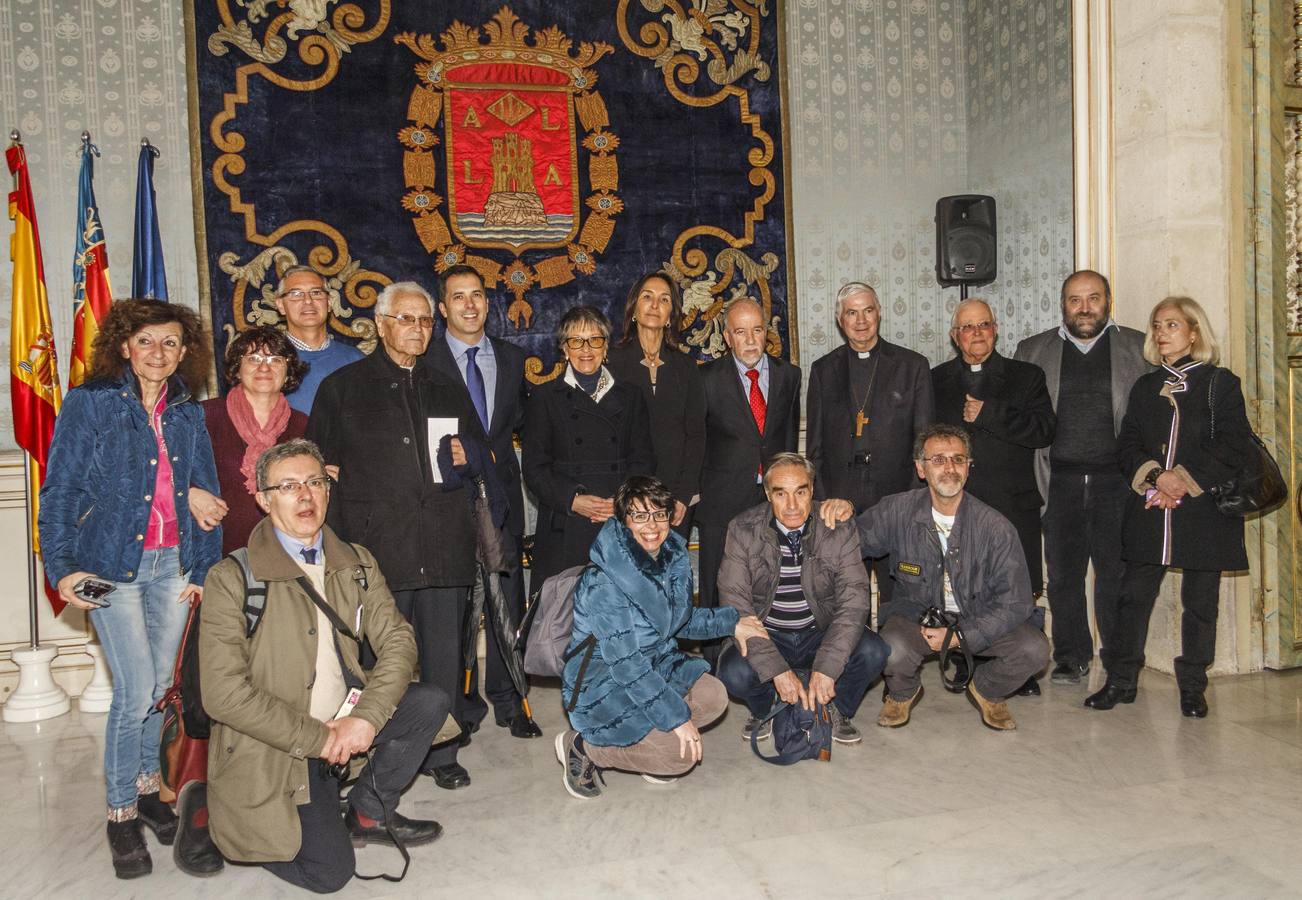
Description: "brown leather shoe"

(877, 685), (922, 728)
(967, 681), (1016, 731)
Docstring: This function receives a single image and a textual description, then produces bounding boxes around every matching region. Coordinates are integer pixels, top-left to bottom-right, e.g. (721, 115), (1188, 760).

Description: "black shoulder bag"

(1206, 370), (1287, 517)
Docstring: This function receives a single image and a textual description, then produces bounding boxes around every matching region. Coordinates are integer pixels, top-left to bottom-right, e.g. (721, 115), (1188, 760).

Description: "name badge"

(897, 562), (922, 576)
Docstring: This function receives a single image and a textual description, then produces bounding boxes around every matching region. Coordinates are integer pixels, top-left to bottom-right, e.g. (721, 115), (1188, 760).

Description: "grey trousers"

(880, 615), (1049, 701)
(584, 675), (728, 777)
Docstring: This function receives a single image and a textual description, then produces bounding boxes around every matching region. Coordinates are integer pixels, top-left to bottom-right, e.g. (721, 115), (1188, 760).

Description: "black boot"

(1084, 680), (1137, 710)
(136, 791), (178, 846)
(107, 820), (153, 879)
(173, 781), (224, 877)
(1179, 689), (1208, 718)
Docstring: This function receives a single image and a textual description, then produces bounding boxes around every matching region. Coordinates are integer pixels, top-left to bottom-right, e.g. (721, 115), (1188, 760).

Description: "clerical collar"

(968, 362), (983, 372)
(856, 350), (872, 360)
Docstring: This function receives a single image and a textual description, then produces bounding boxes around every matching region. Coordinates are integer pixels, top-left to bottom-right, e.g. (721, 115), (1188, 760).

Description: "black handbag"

(1206, 370), (1287, 517)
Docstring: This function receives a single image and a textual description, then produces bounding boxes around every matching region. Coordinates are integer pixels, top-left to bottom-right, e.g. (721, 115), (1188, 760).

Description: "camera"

(918, 606), (954, 629)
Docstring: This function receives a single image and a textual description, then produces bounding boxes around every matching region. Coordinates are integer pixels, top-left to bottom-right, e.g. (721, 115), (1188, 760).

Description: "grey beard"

(1065, 316), (1105, 339)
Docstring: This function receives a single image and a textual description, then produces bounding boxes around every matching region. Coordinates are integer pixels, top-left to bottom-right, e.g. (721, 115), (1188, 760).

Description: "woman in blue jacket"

(40, 299), (222, 879)
(554, 476), (765, 799)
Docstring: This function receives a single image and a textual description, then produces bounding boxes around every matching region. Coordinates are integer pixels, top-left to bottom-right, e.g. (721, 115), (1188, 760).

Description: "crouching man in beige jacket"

(200, 438), (449, 892)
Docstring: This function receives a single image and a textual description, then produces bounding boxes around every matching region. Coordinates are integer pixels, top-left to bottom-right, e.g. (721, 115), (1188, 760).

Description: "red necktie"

(746, 368), (766, 435)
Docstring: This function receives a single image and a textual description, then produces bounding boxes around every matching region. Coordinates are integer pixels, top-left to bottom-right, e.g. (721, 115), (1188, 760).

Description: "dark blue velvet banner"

(190, 1), (794, 386)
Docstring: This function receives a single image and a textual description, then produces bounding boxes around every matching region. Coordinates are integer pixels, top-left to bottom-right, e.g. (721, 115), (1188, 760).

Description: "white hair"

(375, 281), (434, 319)
(834, 281), (878, 317)
(950, 297), (997, 330)
(722, 296), (763, 328)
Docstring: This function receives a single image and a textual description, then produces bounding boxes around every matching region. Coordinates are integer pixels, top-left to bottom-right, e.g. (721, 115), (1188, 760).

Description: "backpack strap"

(561, 634), (596, 713)
(231, 548), (268, 639)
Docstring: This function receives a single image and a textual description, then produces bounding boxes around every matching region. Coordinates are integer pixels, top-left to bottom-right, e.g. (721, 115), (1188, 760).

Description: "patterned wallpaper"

(0, 0), (197, 448)
(785, 0), (1073, 370)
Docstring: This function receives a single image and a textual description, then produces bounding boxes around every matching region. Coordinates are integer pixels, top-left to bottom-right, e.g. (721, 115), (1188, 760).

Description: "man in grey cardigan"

(841, 424), (1050, 732)
(1014, 270), (1150, 686)
(715, 452), (890, 746)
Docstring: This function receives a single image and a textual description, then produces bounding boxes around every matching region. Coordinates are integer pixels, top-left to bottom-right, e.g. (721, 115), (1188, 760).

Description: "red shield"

(444, 62), (579, 251)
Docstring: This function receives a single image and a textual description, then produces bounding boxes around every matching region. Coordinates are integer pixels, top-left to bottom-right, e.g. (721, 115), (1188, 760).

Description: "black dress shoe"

(1015, 676), (1041, 697)
(1179, 690), (1209, 718)
(136, 791), (178, 846)
(173, 782), (224, 878)
(424, 762), (471, 790)
(498, 715), (543, 739)
(1084, 681), (1137, 710)
(107, 820), (153, 879)
(345, 806), (443, 848)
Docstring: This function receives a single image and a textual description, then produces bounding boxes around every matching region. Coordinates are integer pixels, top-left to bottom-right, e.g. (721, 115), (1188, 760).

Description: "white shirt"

(932, 509), (959, 613)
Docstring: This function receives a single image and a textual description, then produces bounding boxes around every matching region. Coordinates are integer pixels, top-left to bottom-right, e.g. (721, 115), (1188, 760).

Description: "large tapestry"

(189, 1), (794, 386)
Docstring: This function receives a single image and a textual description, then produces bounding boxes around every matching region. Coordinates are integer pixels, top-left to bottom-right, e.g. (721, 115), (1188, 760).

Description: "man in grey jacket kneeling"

(839, 424), (1049, 731)
(715, 452), (891, 746)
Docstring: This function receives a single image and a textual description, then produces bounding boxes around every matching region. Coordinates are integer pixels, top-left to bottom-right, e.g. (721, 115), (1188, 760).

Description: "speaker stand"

(960, 284), (969, 300)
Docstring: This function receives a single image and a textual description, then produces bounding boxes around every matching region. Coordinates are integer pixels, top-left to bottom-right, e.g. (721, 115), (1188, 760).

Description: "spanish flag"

(8, 140), (65, 613)
(68, 141), (112, 389)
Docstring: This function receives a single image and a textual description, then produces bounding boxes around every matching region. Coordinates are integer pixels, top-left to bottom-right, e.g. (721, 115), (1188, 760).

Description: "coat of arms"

(396, 8), (617, 329)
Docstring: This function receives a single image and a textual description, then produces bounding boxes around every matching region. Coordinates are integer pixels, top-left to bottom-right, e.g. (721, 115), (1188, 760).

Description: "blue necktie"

(300, 547), (317, 565)
(785, 530), (802, 561)
(465, 346), (490, 432)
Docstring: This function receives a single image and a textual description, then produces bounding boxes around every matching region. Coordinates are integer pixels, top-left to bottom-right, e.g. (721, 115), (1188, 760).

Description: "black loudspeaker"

(935, 195), (997, 286)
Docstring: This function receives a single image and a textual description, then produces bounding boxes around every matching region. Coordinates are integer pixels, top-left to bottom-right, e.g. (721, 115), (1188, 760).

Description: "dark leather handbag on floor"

(1207, 371), (1287, 516)
(750, 669), (833, 766)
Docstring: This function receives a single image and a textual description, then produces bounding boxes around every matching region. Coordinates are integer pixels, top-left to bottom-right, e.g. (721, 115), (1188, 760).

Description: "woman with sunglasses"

(523, 305), (655, 585)
(197, 326), (309, 554)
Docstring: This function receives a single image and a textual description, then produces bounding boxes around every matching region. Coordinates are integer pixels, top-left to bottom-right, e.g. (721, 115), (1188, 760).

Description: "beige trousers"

(584, 674), (729, 776)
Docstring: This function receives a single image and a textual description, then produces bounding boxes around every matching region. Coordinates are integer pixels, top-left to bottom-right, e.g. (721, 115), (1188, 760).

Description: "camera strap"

(935, 548), (974, 694)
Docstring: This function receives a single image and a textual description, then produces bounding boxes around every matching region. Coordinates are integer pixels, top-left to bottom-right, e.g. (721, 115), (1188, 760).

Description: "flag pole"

(4, 129), (69, 722)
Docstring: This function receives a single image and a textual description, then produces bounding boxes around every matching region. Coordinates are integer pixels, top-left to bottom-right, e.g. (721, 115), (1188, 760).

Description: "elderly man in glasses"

(931, 298), (1055, 696)
(826, 424), (1049, 732)
(200, 439), (449, 893)
(307, 281), (485, 791)
(714, 452), (889, 747)
(274, 266), (364, 414)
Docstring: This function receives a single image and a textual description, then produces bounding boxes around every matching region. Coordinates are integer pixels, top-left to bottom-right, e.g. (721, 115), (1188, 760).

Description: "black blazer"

(1116, 361), (1250, 572)
(697, 354), (801, 527)
(307, 350), (477, 591)
(605, 341), (705, 505)
(521, 374), (655, 583)
(806, 341), (933, 510)
(425, 332), (529, 537)
(932, 351), (1056, 519)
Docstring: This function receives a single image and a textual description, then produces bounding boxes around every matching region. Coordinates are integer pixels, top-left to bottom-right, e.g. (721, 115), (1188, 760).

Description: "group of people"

(36, 261), (1255, 890)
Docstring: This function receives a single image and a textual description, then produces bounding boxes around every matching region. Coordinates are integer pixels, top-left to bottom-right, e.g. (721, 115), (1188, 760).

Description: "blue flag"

(131, 141), (168, 301)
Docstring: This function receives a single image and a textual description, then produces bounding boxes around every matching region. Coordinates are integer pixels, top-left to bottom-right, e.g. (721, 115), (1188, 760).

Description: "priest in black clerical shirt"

(806, 281), (934, 611)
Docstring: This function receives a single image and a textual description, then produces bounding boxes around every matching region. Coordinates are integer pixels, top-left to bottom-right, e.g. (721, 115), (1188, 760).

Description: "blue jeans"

(90, 546), (191, 812)
(716, 625), (890, 719)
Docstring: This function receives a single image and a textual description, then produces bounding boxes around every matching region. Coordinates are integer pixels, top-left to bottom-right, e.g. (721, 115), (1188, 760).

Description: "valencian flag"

(131, 141), (167, 301)
(8, 140), (65, 613)
(69, 139), (112, 388)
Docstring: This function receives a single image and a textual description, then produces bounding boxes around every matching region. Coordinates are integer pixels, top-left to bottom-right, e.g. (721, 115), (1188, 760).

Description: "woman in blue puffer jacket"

(40, 299), (222, 879)
(553, 475), (765, 800)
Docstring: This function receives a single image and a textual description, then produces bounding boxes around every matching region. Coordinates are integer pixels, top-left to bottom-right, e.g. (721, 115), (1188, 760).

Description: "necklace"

(852, 354), (881, 437)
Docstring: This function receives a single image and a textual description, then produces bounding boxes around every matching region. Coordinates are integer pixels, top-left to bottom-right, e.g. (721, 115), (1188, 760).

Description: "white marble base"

(3, 645), (70, 723)
(77, 643), (113, 714)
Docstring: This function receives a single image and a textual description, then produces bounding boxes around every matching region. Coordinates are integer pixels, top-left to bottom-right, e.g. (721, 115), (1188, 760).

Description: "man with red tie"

(696, 298), (802, 666)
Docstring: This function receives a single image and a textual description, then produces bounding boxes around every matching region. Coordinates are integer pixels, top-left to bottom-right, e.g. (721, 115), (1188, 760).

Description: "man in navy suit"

(424, 264), (541, 739)
(696, 297), (802, 666)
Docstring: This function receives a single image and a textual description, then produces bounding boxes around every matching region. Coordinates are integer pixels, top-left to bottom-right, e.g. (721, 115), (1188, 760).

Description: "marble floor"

(5, 666), (1302, 899)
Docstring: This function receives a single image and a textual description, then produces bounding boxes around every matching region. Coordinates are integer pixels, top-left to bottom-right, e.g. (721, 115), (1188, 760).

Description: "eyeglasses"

(379, 312), (435, 329)
(955, 321), (993, 335)
(279, 288), (328, 302)
(921, 454), (970, 468)
(245, 353), (287, 367)
(563, 336), (607, 350)
(628, 509), (670, 524)
(260, 477), (330, 495)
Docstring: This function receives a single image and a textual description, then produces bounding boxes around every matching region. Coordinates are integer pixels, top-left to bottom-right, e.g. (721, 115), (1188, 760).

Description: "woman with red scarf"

(203, 326), (310, 553)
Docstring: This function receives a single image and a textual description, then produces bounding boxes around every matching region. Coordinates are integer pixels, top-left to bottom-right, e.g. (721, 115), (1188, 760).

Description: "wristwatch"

(1143, 466), (1163, 487)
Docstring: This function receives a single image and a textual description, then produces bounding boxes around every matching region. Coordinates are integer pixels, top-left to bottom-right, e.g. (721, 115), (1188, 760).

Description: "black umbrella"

(461, 478), (533, 717)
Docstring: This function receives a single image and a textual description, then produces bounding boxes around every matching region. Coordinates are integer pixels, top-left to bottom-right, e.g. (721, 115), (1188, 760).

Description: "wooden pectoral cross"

(855, 410), (870, 437)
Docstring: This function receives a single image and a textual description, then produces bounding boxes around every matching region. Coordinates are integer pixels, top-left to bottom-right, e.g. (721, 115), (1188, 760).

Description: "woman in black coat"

(1086, 296), (1252, 718)
(523, 306), (655, 586)
(605, 271), (705, 537)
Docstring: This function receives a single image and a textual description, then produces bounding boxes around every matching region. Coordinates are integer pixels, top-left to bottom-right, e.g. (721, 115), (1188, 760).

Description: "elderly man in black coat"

(806, 282), (933, 612)
(308, 280), (481, 791)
